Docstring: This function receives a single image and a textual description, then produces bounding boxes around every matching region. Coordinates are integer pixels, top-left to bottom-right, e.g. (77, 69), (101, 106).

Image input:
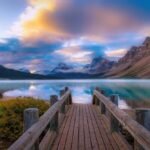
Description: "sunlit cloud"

(54, 47), (93, 64)
(105, 49), (127, 58)
(62, 37), (87, 48)
(1, 0), (150, 71)
(10, 0), (70, 43)
(9, 0), (150, 44)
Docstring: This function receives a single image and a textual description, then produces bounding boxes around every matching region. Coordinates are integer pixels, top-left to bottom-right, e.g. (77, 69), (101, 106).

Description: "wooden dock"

(9, 87), (150, 150)
(52, 104), (130, 150)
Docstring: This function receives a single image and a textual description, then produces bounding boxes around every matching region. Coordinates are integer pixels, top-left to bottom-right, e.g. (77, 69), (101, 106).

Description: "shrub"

(0, 98), (49, 148)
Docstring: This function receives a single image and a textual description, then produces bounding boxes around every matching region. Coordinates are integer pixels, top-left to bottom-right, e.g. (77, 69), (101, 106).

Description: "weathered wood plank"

(72, 104), (80, 150)
(57, 105), (75, 150)
(100, 115), (120, 150)
(102, 114), (132, 150)
(91, 105), (113, 150)
(64, 105), (77, 150)
(83, 105), (92, 150)
(39, 131), (56, 150)
(94, 90), (150, 150)
(51, 105), (74, 150)
(52, 104), (134, 150)
(94, 105), (120, 150)
(9, 90), (71, 150)
(78, 105), (85, 150)
(88, 105), (106, 150)
(85, 105), (99, 150)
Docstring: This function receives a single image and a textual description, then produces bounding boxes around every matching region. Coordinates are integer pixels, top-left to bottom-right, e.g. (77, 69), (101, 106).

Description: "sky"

(0, 0), (150, 73)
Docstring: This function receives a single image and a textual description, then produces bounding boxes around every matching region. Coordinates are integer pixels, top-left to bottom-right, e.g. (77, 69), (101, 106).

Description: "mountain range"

(0, 65), (57, 79)
(0, 57), (114, 79)
(0, 37), (150, 79)
(106, 37), (150, 78)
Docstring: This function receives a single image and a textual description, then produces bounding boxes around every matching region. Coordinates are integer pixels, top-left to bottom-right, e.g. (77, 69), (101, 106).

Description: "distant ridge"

(0, 65), (97, 79)
(106, 37), (150, 78)
(0, 65), (56, 79)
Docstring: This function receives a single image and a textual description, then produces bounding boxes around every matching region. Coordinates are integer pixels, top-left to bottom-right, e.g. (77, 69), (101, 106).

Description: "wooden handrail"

(94, 90), (150, 150)
(9, 90), (72, 150)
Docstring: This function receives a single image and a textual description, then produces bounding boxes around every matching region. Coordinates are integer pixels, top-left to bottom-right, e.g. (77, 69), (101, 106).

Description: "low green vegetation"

(0, 97), (49, 149)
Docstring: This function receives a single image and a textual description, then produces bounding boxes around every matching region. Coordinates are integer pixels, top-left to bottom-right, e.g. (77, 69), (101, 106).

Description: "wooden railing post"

(110, 94), (119, 133)
(100, 102), (106, 114)
(64, 87), (69, 92)
(24, 108), (39, 150)
(50, 95), (59, 132)
(92, 95), (96, 105)
(134, 108), (150, 150)
(95, 87), (101, 92)
(60, 89), (66, 113)
(95, 88), (106, 113)
(60, 89), (65, 96)
(95, 87), (101, 105)
(101, 90), (105, 95)
(110, 94), (119, 106)
(93, 89), (150, 149)
(69, 93), (72, 104)
(65, 87), (72, 104)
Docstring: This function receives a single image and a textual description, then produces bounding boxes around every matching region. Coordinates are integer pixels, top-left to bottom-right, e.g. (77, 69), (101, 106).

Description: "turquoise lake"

(0, 79), (150, 109)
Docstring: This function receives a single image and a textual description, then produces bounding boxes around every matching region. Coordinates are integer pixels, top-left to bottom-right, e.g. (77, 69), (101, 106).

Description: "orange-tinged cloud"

(10, 0), (143, 43)
(21, 10), (63, 41)
(28, 0), (56, 10)
(105, 49), (127, 58)
(11, 0), (70, 42)
(54, 47), (93, 64)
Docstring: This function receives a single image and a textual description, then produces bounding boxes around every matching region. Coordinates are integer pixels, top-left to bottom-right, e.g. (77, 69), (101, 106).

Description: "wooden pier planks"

(52, 104), (131, 150)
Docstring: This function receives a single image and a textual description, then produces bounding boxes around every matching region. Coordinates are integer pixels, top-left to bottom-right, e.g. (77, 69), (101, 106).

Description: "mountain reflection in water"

(0, 79), (150, 109)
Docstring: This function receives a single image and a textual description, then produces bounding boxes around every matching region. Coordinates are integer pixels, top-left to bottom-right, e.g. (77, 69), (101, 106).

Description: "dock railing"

(9, 87), (72, 150)
(93, 88), (150, 150)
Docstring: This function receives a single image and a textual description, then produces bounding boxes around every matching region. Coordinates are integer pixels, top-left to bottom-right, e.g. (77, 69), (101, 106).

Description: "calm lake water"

(0, 79), (150, 109)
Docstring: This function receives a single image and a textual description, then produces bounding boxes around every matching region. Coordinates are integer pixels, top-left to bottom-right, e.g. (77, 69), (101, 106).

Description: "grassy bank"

(0, 97), (49, 149)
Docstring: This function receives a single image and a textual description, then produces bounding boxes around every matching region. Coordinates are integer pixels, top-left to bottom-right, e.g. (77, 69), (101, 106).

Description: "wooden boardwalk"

(52, 104), (131, 150)
(9, 88), (150, 150)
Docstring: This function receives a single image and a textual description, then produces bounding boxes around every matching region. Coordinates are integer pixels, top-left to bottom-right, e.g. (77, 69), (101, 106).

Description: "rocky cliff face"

(107, 37), (150, 78)
(52, 63), (74, 73)
(119, 37), (150, 64)
(84, 56), (115, 74)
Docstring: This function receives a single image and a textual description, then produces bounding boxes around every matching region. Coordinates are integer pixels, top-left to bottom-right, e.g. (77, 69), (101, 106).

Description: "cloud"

(105, 48), (127, 58)
(0, 39), (7, 44)
(9, 0), (150, 43)
(1, 0), (150, 71)
(54, 47), (93, 64)
(10, 0), (71, 43)
(0, 38), (63, 70)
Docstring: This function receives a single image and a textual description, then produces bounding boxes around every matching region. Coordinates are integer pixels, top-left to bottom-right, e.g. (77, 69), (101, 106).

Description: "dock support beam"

(24, 108), (39, 149)
(134, 108), (150, 150)
(110, 94), (119, 133)
(50, 95), (59, 132)
(135, 108), (150, 131)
